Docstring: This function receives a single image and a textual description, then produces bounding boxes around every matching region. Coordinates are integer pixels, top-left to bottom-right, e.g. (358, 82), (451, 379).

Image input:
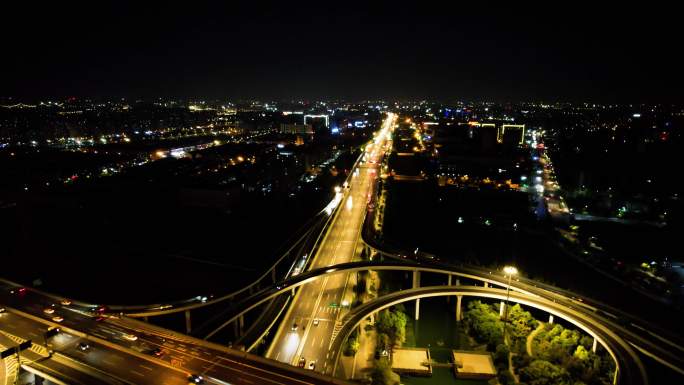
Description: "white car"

(60, 299), (72, 306)
(122, 333), (138, 341)
(308, 360), (316, 370)
(52, 316), (64, 323)
(313, 318), (319, 326)
(43, 307), (55, 315)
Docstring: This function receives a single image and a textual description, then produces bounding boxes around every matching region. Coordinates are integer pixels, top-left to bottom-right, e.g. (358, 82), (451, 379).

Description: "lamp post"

(502, 266), (518, 345)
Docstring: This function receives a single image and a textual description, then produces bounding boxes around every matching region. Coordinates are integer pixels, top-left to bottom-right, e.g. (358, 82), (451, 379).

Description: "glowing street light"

(502, 266), (518, 345)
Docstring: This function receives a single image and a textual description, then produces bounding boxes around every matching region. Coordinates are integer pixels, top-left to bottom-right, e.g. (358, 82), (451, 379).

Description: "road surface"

(0, 284), (354, 385)
(267, 113), (395, 374)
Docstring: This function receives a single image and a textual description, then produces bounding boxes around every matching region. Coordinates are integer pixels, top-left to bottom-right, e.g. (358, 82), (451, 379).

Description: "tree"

(573, 345), (590, 361)
(376, 308), (407, 349)
(463, 300), (504, 349)
(369, 358), (400, 385)
(494, 343), (510, 368)
(519, 360), (571, 385)
(507, 304), (538, 341)
(344, 329), (360, 356)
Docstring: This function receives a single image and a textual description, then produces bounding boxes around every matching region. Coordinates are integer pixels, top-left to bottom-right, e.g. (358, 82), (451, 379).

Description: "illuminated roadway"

(2, 111), (678, 383)
(329, 285), (647, 385)
(266, 113), (396, 373)
(0, 283), (354, 385)
(192, 258), (684, 384)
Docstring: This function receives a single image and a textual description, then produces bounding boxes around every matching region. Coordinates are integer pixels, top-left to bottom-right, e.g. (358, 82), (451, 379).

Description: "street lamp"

(502, 266), (518, 345)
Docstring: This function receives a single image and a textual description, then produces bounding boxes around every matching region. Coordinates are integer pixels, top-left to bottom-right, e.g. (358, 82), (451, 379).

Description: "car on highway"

(298, 357), (306, 368)
(0, 307), (5, 313)
(188, 374), (204, 384)
(122, 333), (138, 341)
(78, 342), (90, 351)
(313, 318), (319, 326)
(52, 316), (64, 323)
(291, 323), (298, 332)
(93, 305), (108, 315)
(60, 299), (72, 306)
(10, 287), (27, 295)
(43, 307), (55, 315)
(307, 360), (316, 370)
(151, 347), (164, 357)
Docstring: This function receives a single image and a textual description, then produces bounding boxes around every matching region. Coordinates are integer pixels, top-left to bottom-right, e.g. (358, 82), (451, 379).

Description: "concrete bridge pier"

(185, 310), (192, 334)
(456, 295), (463, 322)
(412, 271), (421, 320)
(447, 275), (452, 302)
(592, 337), (597, 353)
(548, 314), (554, 324)
(499, 301), (505, 318)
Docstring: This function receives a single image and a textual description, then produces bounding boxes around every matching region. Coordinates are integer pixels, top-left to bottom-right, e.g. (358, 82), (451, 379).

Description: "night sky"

(2, 2), (681, 102)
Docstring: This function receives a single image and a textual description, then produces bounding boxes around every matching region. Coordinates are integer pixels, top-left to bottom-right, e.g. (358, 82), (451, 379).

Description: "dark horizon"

(2, 2), (682, 103)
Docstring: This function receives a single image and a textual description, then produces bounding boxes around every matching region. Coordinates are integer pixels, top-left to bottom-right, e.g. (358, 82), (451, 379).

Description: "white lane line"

(130, 370), (145, 377)
(139, 364), (154, 371)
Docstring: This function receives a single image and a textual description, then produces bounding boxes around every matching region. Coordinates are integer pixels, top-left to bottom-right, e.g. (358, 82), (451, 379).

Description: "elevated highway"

(188, 259), (684, 382)
(329, 285), (647, 385)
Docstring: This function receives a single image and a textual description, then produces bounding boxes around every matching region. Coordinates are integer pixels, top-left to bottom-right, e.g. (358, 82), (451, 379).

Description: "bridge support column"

(456, 295), (462, 322)
(239, 315), (245, 336)
(447, 275), (452, 302)
(548, 314), (554, 324)
(143, 316), (148, 323)
(415, 298), (420, 320)
(271, 268), (276, 283)
(592, 337), (597, 353)
(412, 271), (421, 320)
(499, 301), (505, 317)
(483, 282), (488, 288)
(455, 278), (460, 286)
(185, 310), (192, 334)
